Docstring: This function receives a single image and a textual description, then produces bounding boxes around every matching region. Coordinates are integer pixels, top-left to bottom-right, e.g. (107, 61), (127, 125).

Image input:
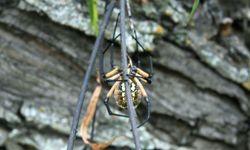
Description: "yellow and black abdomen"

(114, 80), (141, 109)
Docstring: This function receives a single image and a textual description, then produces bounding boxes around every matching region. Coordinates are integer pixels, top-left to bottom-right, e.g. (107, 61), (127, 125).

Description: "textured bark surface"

(0, 0), (250, 150)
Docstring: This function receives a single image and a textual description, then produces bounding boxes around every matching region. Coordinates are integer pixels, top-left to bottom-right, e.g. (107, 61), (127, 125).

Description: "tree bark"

(0, 0), (250, 150)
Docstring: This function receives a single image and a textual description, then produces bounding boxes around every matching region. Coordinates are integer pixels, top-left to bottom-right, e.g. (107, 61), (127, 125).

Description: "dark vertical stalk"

(67, 2), (115, 150)
(120, 0), (142, 150)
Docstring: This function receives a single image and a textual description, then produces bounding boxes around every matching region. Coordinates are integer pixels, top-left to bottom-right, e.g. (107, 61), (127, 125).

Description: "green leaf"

(88, 0), (99, 35)
(187, 0), (200, 24)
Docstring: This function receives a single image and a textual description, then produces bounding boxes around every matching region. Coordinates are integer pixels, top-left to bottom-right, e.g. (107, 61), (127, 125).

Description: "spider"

(99, 11), (153, 128)
(102, 56), (152, 128)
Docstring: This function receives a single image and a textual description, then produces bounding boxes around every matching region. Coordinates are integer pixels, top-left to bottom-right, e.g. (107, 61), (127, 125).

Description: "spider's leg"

(126, 1), (140, 67)
(100, 29), (120, 76)
(137, 72), (151, 84)
(99, 33), (121, 78)
(135, 51), (141, 67)
(106, 72), (120, 80)
(148, 55), (154, 76)
(131, 66), (152, 84)
(102, 33), (121, 55)
(130, 28), (140, 66)
(104, 98), (129, 118)
(134, 33), (141, 67)
(132, 35), (145, 52)
(101, 12), (120, 71)
(110, 12), (120, 68)
(127, 73), (148, 83)
(103, 67), (119, 78)
(137, 97), (151, 128)
(133, 78), (151, 128)
(136, 67), (150, 78)
(104, 80), (128, 118)
(110, 44), (114, 68)
(135, 74), (149, 84)
(131, 34), (154, 75)
(102, 67), (120, 81)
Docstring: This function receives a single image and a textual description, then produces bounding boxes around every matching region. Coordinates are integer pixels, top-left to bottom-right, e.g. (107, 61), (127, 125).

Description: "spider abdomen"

(114, 81), (141, 109)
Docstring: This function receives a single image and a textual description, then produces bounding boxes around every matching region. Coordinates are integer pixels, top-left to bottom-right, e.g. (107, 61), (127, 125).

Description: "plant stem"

(67, 1), (115, 150)
(120, 0), (142, 149)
